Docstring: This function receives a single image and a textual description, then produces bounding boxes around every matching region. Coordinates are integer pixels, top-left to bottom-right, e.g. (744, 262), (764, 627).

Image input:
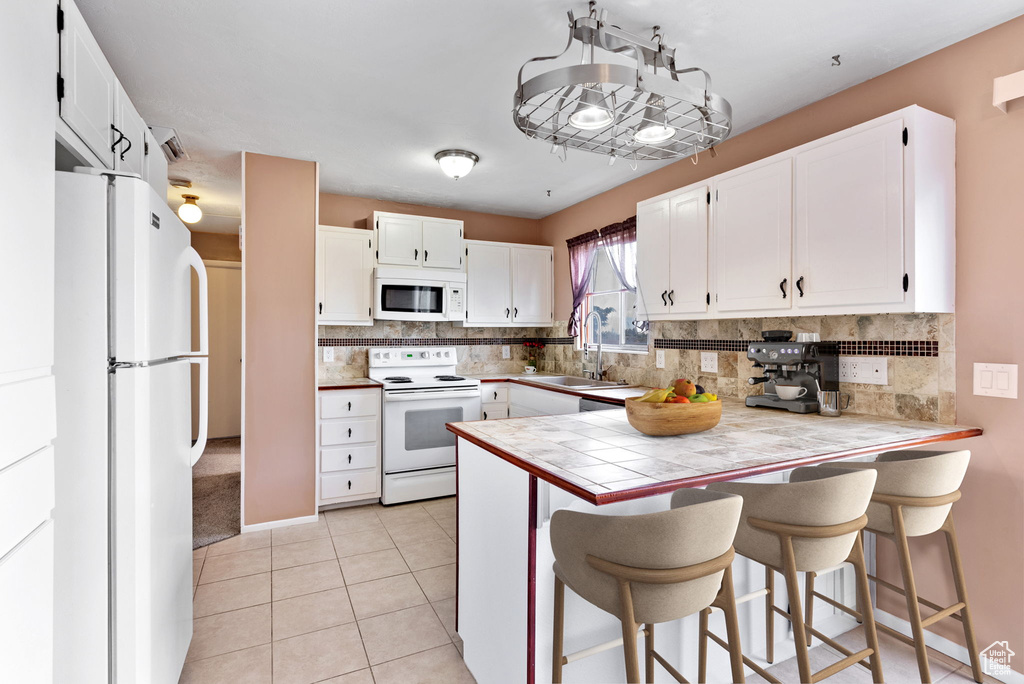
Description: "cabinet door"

(794, 119), (905, 308)
(113, 82), (147, 177)
(142, 128), (168, 196)
(376, 215), (422, 266)
(635, 199), (671, 317)
(421, 219), (463, 270)
(59, 0), (115, 167)
(466, 242), (512, 324)
(714, 159), (793, 313)
(668, 186), (709, 314)
(511, 246), (553, 325)
(318, 227), (373, 325)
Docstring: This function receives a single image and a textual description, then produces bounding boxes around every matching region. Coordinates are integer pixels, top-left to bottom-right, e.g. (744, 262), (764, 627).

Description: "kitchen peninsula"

(448, 400), (981, 683)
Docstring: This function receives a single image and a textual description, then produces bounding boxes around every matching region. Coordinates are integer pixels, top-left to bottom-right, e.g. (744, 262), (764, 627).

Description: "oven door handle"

(384, 390), (482, 402)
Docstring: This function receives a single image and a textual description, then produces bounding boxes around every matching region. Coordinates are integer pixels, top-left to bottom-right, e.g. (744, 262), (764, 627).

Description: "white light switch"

(502, 345), (511, 359)
(974, 363), (1017, 398)
(701, 352), (718, 374)
(322, 347), (334, 363)
(655, 349), (665, 369)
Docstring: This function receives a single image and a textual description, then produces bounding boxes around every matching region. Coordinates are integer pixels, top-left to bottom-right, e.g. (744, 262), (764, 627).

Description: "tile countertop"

(465, 373), (651, 405)
(446, 398), (982, 505)
(317, 378), (382, 390)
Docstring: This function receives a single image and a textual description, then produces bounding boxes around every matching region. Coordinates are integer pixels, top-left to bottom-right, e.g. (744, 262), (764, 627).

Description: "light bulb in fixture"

(634, 94), (675, 145)
(435, 149), (479, 180)
(178, 195), (202, 224)
(568, 83), (613, 130)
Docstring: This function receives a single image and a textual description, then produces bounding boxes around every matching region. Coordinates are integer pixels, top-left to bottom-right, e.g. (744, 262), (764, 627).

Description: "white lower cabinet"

(317, 388), (381, 507)
(481, 383), (510, 420)
(509, 384), (579, 417)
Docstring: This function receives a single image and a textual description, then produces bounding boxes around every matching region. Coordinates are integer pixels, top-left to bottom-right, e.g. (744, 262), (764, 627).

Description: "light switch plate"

(502, 345), (511, 359)
(973, 363), (1018, 398)
(322, 347), (334, 363)
(655, 349), (666, 369)
(701, 352), (718, 373)
(838, 356), (888, 385)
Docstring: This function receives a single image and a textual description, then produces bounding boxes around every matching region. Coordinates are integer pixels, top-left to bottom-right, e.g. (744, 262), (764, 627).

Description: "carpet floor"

(192, 437), (241, 549)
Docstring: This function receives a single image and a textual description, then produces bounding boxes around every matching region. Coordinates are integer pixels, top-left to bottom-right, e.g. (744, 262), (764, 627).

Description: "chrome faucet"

(583, 311), (605, 381)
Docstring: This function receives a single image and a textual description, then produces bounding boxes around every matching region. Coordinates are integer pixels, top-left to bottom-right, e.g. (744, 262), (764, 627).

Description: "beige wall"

(319, 192), (543, 244)
(191, 231), (241, 262)
(242, 153), (318, 526)
(539, 17), (1024, 662)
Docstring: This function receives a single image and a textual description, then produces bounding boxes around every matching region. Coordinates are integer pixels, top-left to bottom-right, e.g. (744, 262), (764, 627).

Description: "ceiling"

(78, 1), (1024, 233)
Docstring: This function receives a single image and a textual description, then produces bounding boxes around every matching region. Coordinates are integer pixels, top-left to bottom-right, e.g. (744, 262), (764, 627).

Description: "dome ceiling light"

(512, 1), (733, 162)
(435, 149), (479, 180)
(177, 194), (202, 224)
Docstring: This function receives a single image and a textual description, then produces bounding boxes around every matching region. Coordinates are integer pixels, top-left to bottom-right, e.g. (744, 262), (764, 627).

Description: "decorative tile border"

(317, 336), (576, 347)
(654, 338), (938, 357)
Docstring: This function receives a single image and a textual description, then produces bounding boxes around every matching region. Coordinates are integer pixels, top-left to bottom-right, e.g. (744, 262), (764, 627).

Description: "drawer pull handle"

(347, 427), (352, 438)
(483, 411), (488, 420)
(505, 307), (510, 319)
(348, 454), (352, 464)
(493, 391), (498, 400)
(348, 480), (352, 490)
(348, 401), (352, 411)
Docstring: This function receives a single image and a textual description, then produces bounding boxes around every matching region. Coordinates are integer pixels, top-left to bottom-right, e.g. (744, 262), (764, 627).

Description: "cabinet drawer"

(0, 446), (54, 559)
(321, 419), (377, 446)
(321, 469), (378, 500)
(321, 444), (377, 473)
(481, 403), (508, 421)
(483, 385), (509, 403)
(320, 390), (379, 419)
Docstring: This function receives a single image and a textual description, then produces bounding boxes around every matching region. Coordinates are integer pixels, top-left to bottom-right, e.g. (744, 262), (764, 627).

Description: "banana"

(639, 388), (673, 403)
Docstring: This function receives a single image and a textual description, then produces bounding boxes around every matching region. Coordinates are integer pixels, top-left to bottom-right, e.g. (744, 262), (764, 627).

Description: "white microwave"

(374, 268), (466, 322)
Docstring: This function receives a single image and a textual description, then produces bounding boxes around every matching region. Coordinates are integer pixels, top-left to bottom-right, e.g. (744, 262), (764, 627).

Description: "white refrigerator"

(54, 170), (209, 684)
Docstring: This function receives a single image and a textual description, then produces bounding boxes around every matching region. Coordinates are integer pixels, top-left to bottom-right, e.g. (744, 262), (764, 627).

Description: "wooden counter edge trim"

(447, 424), (983, 506)
(317, 381), (383, 390)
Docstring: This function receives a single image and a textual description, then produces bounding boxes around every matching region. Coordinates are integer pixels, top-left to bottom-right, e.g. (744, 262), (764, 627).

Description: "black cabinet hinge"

(903, 273), (909, 292)
(706, 191), (711, 205)
(57, 6), (64, 32)
(368, 238), (371, 248)
(375, 219), (378, 229)
(57, 73), (64, 102)
(375, 250), (378, 259)
(369, 307), (372, 316)
(465, 247), (468, 256)
(902, 127), (908, 146)
(144, 140), (149, 156)
(706, 292), (710, 305)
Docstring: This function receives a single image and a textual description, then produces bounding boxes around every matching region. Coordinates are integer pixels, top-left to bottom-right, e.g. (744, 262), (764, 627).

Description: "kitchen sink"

(525, 375), (625, 389)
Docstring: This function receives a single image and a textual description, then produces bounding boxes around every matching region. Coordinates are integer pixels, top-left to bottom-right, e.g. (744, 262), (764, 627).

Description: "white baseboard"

(240, 512), (318, 533)
(874, 609), (1023, 684)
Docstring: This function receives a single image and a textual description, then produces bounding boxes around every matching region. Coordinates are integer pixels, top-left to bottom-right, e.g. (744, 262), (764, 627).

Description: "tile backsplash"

(318, 313), (955, 425)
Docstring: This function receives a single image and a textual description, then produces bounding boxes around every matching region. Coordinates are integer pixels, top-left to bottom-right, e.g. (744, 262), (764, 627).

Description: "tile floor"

(181, 497), (473, 684)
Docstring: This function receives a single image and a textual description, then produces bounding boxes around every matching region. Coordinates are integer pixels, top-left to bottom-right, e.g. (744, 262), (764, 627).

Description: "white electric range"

(368, 347), (482, 504)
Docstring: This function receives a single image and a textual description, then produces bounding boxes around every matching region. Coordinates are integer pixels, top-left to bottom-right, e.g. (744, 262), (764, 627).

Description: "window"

(582, 246), (649, 352)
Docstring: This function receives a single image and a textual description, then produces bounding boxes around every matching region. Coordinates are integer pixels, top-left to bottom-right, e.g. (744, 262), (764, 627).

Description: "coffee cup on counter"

(524, 366), (537, 374)
(774, 384), (808, 401)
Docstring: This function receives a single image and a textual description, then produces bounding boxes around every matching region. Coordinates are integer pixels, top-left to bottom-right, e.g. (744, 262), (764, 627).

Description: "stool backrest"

(830, 450), (970, 537)
(708, 467), (877, 572)
(550, 488), (741, 625)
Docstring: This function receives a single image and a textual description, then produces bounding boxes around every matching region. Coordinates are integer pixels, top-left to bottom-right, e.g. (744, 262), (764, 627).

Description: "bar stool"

(550, 488), (745, 684)
(704, 467), (884, 684)
(820, 450), (982, 683)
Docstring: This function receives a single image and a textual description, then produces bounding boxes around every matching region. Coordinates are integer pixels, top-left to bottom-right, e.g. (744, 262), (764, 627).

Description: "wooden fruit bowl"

(624, 397), (722, 436)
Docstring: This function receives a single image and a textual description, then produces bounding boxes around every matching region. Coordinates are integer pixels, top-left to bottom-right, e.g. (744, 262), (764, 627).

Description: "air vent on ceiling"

(148, 125), (189, 163)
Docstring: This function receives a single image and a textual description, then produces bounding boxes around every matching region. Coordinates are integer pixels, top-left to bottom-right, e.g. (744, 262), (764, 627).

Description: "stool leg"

(942, 514), (983, 683)
(721, 565), (746, 684)
(851, 534), (884, 683)
(893, 507), (932, 682)
(805, 571), (815, 647)
(765, 565), (775, 663)
(552, 576), (565, 684)
(644, 623), (655, 684)
(617, 579), (641, 683)
(698, 608), (709, 684)
(781, 537), (812, 684)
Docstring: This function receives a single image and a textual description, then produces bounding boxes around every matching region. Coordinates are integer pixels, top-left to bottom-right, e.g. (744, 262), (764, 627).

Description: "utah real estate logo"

(981, 640), (1015, 677)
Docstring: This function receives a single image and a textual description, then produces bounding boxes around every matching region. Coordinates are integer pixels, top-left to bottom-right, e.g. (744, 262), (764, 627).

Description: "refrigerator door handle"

(186, 246), (209, 356)
(189, 357), (209, 466)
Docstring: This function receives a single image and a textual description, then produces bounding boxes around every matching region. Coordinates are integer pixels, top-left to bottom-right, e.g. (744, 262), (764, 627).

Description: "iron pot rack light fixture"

(512, 2), (733, 162)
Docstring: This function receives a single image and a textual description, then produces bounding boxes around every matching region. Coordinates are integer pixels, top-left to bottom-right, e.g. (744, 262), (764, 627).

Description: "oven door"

(375, 277), (449, 321)
(383, 388), (481, 473)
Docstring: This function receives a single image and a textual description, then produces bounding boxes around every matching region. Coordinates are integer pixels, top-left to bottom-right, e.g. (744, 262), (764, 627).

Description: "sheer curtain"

(565, 230), (600, 337)
(599, 216), (647, 334)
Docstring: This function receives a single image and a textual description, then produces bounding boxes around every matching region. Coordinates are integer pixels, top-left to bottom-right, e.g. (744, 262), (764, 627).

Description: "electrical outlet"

(701, 351), (718, 373)
(322, 347), (334, 363)
(838, 356), (888, 385)
(974, 363), (1018, 398)
(502, 345), (511, 359)
(655, 349), (666, 369)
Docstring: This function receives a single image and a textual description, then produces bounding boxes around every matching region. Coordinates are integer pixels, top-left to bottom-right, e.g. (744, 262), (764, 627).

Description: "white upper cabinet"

(713, 158), (793, 314)
(421, 219), (464, 269)
(317, 226), (374, 326)
(373, 212), (463, 270)
(465, 241), (553, 327)
(465, 242), (512, 324)
(59, 0), (116, 168)
(113, 82), (146, 177)
(142, 127), (168, 196)
(636, 185), (710, 318)
(512, 245), (553, 325)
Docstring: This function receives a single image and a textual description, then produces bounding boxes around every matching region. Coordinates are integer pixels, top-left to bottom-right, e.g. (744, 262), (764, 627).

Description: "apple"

(673, 378), (697, 397)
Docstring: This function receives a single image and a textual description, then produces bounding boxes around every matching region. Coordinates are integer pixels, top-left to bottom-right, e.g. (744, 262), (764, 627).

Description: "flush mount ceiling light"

(512, 1), (733, 161)
(435, 150), (479, 180)
(177, 194), (202, 224)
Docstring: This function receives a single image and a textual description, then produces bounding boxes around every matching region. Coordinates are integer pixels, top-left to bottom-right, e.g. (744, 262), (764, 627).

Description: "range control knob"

(420, 351), (429, 359)
(374, 352), (381, 359)
(444, 351), (451, 358)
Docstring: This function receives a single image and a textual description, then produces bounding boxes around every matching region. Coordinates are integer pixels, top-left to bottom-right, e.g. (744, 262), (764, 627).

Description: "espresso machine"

(746, 331), (839, 413)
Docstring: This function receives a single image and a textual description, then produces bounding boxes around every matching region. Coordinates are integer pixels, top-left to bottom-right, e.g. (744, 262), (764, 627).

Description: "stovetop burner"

(434, 375), (466, 382)
(384, 376), (413, 383)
